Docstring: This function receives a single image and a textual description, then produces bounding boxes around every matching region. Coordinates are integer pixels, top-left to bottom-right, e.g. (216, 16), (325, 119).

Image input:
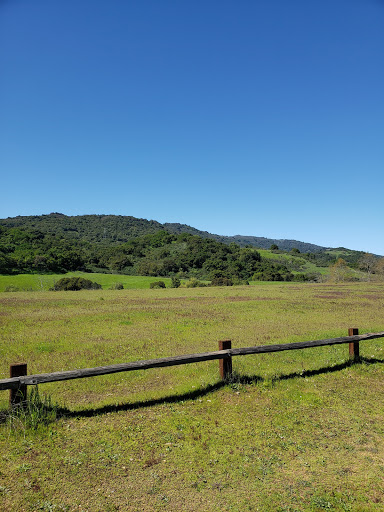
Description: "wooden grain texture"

(9, 363), (27, 405)
(0, 350), (231, 390)
(218, 340), (232, 380)
(1, 331), (383, 391)
(349, 327), (360, 360)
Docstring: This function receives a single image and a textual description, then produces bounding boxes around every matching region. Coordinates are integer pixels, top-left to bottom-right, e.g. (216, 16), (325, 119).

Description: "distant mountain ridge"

(1, 213), (328, 253)
(163, 223), (327, 253)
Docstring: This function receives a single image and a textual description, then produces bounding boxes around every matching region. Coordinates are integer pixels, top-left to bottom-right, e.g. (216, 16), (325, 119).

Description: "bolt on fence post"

(10, 363), (27, 407)
(348, 328), (359, 362)
(218, 340), (232, 380)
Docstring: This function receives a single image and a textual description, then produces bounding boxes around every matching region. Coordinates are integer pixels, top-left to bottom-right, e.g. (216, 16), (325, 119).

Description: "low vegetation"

(51, 276), (102, 291)
(0, 282), (383, 511)
(149, 280), (166, 289)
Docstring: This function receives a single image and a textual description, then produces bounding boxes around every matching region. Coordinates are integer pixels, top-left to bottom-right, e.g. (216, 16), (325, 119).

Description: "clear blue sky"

(1, 0), (383, 254)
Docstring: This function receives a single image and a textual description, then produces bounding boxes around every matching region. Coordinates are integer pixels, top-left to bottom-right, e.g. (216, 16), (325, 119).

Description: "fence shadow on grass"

(270, 355), (383, 383)
(1, 357), (382, 428)
(62, 356), (383, 419)
(63, 380), (230, 419)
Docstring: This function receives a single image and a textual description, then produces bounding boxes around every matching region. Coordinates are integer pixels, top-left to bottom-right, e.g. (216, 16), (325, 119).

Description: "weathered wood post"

(218, 340), (232, 380)
(348, 328), (360, 361)
(10, 363), (27, 407)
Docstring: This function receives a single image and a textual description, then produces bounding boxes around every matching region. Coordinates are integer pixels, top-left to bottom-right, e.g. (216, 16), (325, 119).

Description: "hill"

(0, 223), (297, 282)
(1, 213), (326, 252)
(0, 213), (378, 282)
(164, 222), (326, 252)
(0, 213), (164, 244)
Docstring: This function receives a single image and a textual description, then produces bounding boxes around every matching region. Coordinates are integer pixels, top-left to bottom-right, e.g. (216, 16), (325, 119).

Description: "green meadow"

(0, 282), (384, 511)
(0, 272), (173, 292)
(257, 249), (334, 276)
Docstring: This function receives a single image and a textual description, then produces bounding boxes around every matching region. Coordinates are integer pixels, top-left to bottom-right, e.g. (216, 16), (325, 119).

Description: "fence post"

(10, 363), (27, 407)
(348, 328), (359, 361)
(218, 340), (232, 380)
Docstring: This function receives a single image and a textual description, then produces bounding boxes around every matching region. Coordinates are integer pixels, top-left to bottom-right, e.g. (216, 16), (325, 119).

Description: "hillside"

(0, 213), (377, 282)
(0, 213), (164, 244)
(1, 213), (327, 252)
(0, 223), (298, 281)
(164, 223), (326, 252)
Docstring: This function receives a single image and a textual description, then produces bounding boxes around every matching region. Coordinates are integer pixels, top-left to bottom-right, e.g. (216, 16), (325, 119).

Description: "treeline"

(0, 213), (326, 251)
(0, 213), (164, 245)
(0, 227), (85, 274)
(0, 226), (299, 282)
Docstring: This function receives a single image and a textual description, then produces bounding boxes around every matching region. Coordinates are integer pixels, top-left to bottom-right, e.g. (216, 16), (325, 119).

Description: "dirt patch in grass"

(314, 293), (348, 299)
(153, 297), (213, 302)
(226, 296), (255, 302)
(226, 296), (281, 301)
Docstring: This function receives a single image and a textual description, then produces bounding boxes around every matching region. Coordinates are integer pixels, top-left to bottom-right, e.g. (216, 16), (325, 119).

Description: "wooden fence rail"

(2, 329), (384, 406)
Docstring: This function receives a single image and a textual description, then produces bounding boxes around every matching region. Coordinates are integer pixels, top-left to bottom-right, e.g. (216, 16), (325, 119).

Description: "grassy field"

(0, 272), (173, 292)
(0, 282), (384, 511)
(257, 250), (332, 277)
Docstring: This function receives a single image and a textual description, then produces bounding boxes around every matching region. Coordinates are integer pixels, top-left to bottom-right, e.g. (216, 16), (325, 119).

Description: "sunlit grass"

(0, 282), (383, 511)
(257, 249), (330, 275)
(0, 272), (173, 292)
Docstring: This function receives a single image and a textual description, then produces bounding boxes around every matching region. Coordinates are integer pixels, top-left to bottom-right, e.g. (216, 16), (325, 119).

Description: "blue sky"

(1, 0), (383, 254)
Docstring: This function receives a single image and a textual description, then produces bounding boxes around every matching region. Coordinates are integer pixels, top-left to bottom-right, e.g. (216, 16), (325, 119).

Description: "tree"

(171, 277), (181, 288)
(109, 256), (133, 271)
(329, 258), (350, 282)
(0, 253), (13, 274)
(374, 257), (384, 278)
(359, 253), (377, 280)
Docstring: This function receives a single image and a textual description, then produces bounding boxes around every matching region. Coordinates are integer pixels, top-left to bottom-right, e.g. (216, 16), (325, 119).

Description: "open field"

(0, 271), (293, 293)
(1, 282), (384, 511)
(0, 273), (174, 292)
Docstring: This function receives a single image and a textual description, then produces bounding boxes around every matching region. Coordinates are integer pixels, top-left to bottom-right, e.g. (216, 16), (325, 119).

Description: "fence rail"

(2, 329), (384, 406)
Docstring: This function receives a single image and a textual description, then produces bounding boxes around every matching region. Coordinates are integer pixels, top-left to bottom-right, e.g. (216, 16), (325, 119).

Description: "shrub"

(210, 277), (233, 287)
(110, 282), (124, 290)
(150, 280), (166, 289)
(4, 285), (20, 292)
(51, 277), (102, 291)
(292, 273), (309, 282)
(232, 278), (249, 286)
(183, 278), (207, 288)
(252, 271), (292, 282)
(171, 277), (181, 288)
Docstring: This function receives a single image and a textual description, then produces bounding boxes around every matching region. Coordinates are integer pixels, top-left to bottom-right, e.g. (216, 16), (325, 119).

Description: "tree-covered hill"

(0, 214), (378, 283)
(1, 213), (327, 252)
(164, 223), (326, 252)
(0, 224), (297, 282)
(0, 213), (165, 245)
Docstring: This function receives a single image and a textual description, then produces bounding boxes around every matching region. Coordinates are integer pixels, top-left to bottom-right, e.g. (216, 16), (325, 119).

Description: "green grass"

(257, 249), (330, 275)
(0, 282), (384, 511)
(0, 272), (173, 292)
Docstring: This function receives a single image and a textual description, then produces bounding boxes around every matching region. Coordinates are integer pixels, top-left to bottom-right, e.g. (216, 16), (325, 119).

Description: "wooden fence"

(2, 328), (384, 406)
